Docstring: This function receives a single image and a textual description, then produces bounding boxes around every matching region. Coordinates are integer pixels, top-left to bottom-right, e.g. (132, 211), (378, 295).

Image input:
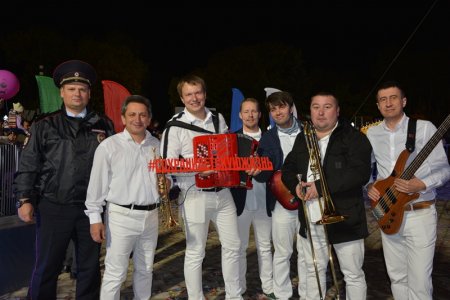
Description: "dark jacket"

(281, 118), (372, 244)
(13, 106), (115, 206)
(230, 128), (270, 217)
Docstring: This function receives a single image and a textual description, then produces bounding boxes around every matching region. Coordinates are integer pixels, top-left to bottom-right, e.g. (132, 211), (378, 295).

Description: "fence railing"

(0, 144), (21, 217)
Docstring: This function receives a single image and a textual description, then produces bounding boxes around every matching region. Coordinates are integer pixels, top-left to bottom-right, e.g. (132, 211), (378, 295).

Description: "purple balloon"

(0, 70), (20, 101)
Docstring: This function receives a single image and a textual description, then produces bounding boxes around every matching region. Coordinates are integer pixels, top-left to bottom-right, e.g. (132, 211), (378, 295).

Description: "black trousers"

(28, 201), (101, 300)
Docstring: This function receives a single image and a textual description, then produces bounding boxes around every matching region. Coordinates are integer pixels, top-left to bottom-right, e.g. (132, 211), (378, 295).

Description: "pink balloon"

(0, 70), (20, 101)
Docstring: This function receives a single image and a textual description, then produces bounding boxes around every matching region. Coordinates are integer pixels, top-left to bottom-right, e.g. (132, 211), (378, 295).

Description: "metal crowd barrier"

(0, 144), (21, 217)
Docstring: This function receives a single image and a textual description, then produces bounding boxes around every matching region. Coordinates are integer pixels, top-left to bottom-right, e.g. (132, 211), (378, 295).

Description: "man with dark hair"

(367, 81), (450, 300)
(254, 91), (306, 299)
(282, 91), (372, 299)
(13, 59), (115, 299)
(85, 95), (166, 299)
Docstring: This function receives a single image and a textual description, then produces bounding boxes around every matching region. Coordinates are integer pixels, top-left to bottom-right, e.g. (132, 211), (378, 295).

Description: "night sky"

(1, 1), (449, 125)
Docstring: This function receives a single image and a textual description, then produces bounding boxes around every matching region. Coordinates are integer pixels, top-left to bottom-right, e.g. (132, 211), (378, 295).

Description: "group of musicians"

(14, 60), (450, 300)
(162, 76), (449, 300)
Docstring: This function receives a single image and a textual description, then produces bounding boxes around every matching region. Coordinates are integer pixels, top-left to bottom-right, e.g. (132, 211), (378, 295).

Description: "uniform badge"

(97, 132), (106, 143)
(92, 129), (107, 143)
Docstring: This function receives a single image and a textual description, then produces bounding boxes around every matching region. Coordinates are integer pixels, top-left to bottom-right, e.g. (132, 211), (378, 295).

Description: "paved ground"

(2, 183), (450, 300)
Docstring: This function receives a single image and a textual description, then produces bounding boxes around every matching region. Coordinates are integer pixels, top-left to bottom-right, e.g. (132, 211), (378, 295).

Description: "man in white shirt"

(230, 98), (274, 298)
(160, 75), (260, 300)
(85, 95), (167, 300)
(367, 81), (450, 300)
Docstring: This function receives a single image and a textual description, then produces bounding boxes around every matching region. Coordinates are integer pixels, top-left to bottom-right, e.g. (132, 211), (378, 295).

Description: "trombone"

(303, 120), (346, 225)
(299, 120), (347, 299)
(152, 147), (179, 228)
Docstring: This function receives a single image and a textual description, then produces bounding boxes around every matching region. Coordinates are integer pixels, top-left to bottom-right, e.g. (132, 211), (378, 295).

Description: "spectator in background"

(22, 119), (31, 132)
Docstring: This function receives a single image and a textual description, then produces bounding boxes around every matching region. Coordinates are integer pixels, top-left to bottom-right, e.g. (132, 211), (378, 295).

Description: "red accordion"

(193, 133), (258, 189)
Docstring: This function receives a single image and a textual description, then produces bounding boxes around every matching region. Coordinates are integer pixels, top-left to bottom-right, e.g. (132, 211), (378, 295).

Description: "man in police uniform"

(14, 60), (115, 299)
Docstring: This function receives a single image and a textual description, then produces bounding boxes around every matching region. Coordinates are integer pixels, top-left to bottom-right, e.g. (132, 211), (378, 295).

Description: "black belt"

(116, 203), (160, 211)
(200, 187), (223, 193)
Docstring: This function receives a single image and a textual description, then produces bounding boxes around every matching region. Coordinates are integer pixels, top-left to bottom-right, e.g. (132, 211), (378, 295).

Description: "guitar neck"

(401, 114), (450, 180)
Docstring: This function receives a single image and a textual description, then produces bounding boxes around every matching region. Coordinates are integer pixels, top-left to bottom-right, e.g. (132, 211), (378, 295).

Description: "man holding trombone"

(282, 91), (372, 299)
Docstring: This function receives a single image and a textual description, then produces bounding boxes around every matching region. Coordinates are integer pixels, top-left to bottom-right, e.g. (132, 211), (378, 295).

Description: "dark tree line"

(1, 26), (449, 132)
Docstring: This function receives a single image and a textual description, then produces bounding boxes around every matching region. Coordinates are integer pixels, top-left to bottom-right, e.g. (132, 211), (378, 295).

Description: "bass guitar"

(371, 114), (450, 234)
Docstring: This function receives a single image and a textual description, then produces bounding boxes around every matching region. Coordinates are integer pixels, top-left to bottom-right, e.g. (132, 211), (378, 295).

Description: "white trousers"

(300, 223), (366, 300)
(334, 239), (366, 300)
(237, 203), (273, 295)
(381, 205), (437, 300)
(182, 189), (243, 300)
(100, 203), (159, 300)
(272, 201), (306, 300)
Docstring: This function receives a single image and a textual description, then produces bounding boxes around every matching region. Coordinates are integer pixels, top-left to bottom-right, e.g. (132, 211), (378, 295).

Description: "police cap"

(53, 60), (97, 88)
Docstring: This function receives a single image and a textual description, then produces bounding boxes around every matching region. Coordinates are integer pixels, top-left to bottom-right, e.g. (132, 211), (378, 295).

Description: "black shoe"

(263, 292), (277, 299)
(70, 272), (77, 279)
(61, 265), (71, 274)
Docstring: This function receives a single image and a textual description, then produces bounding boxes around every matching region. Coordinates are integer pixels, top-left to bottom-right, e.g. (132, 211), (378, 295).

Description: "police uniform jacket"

(14, 105), (115, 206)
(281, 118), (372, 244)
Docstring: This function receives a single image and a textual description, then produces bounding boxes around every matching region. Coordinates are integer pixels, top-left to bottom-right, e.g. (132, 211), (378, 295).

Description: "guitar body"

(268, 170), (299, 210)
(372, 150), (419, 234)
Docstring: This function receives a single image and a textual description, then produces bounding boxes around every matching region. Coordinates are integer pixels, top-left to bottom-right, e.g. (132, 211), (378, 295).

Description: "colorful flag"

(264, 87), (298, 129)
(102, 80), (131, 133)
(230, 88), (245, 132)
(35, 75), (61, 113)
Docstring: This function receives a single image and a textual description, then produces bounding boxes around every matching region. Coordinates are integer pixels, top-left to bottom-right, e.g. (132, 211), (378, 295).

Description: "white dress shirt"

(367, 114), (450, 203)
(278, 129), (300, 161)
(85, 129), (160, 224)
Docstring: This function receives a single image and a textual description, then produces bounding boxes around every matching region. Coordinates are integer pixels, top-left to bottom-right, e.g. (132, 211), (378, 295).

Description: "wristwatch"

(16, 199), (32, 209)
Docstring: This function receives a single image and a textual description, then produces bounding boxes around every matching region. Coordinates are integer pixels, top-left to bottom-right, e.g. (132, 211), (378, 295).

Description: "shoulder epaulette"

(33, 110), (62, 122)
